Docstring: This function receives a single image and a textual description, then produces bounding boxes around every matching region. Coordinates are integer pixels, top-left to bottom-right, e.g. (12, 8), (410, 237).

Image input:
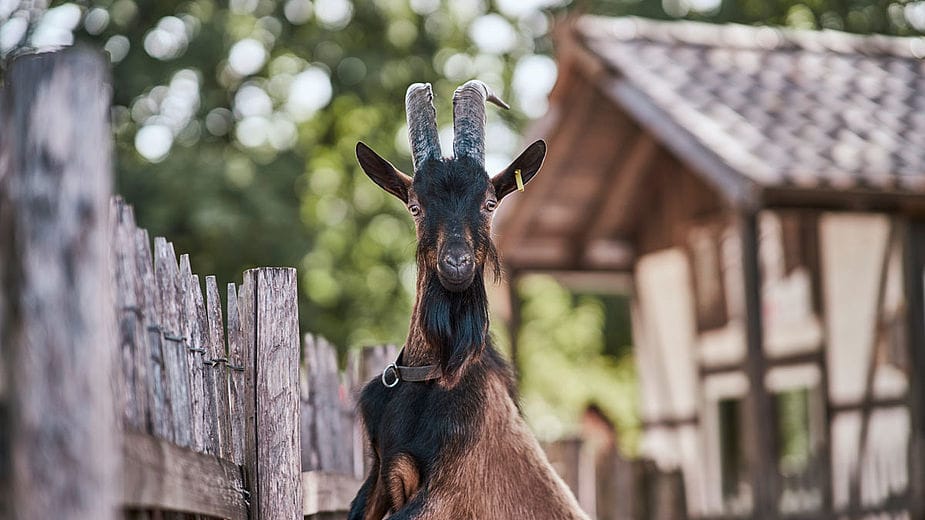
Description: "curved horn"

(452, 80), (509, 167)
(405, 83), (441, 172)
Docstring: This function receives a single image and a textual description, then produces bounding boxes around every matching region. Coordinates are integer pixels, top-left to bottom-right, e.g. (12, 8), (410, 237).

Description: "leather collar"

(381, 348), (442, 387)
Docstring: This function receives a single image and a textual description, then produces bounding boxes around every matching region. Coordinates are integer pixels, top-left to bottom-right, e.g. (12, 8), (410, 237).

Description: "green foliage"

(516, 275), (640, 453)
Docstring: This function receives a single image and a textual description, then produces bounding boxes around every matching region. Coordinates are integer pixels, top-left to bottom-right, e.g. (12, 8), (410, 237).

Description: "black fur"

(420, 272), (489, 378)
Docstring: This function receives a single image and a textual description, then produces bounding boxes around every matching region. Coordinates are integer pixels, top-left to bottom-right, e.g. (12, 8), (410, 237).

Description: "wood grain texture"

(111, 198), (149, 431)
(227, 283), (247, 466)
(240, 271), (258, 513)
(155, 238), (194, 448)
(301, 335), (353, 474)
(242, 268), (301, 520)
(301, 470), (363, 516)
(122, 429), (247, 519)
(903, 221), (925, 519)
(191, 274), (220, 455)
(0, 47), (118, 520)
(206, 275), (233, 459)
(138, 230), (174, 441)
(179, 255), (207, 452)
(739, 212), (779, 519)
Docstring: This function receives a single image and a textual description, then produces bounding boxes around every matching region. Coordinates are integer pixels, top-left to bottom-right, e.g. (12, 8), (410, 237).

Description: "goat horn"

(452, 80), (509, 167)
(405, 83), (441, 172)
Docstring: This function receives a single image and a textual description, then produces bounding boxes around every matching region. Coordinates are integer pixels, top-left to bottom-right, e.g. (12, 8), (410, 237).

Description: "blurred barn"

(497, 16), (925, 519)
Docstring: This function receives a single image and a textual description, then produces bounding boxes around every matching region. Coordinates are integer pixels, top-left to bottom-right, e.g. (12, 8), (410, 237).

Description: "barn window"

(718, 398), (749, 508)
(775, 386), (824, 513)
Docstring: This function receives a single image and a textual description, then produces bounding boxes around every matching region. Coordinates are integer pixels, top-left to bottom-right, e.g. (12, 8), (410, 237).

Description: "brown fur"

(416, 378), (588, 520)
(386, 453), (421, 509)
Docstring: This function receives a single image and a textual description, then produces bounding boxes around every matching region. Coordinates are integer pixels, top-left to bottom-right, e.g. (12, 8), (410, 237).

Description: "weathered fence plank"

(122, 429), (247, 518)
(112, 199), (149, 431)
(191, 273), (220, 455)
(227, 283), (247, 465)
(206, 275), (233, 459)
(155, 238), (194, 448)
(0, 46), (118, 520)
(179, 255), (207, 452)
(137, 229), (174, 441)
(242, 268), (302, 520)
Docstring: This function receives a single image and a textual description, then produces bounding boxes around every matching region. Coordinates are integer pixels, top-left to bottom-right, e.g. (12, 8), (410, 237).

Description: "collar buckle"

(381, 363), (400, 388)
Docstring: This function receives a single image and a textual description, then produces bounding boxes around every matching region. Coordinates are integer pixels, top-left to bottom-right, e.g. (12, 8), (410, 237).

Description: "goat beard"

(419, 269), (490, 386)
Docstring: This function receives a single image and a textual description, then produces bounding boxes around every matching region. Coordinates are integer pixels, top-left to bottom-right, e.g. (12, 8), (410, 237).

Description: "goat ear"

(356, 142), (412, 204)
(491, 140), (546, 201)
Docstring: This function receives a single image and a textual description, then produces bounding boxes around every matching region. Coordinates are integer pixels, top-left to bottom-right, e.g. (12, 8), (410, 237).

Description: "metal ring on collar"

(381, 363), (400, 388)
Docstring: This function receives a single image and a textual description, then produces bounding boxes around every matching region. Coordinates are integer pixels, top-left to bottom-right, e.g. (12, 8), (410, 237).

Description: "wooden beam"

(565, 119), (638, 263)
(502, 238), (572, 268)
(121, 430), (247, 518)
(507, 270), (523, 383)
(582, 133), (658, 243)
(581, 238), (635, 270)
(503, 237), (634, 272)
(765, 186), (925, 216)
(739, 212), (779, 519)
(902, 219), (925, 519)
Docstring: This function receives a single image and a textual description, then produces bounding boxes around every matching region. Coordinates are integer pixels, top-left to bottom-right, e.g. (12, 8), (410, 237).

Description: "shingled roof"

(577, 16), (925, 196)
(495, 17), (925, 274)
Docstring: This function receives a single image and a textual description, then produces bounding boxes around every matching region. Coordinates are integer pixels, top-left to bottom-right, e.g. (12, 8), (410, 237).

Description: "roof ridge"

(578, 15), (925, 59)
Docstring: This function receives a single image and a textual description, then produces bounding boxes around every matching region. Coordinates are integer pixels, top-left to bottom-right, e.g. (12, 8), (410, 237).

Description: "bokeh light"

(228, 38), (268, 76)
(286, 66), (333, 121)
(30, 3), (81, 49)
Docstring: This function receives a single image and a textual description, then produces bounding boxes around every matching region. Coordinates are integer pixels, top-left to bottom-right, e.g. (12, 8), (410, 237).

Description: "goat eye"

(485, 200), (497, 212)
(408, 204), (421, 216)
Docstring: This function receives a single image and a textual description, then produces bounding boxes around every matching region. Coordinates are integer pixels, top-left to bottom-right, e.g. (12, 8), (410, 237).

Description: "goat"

(349, 81), (590, 520)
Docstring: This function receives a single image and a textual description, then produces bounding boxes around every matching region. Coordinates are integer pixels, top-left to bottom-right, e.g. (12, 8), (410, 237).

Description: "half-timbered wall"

(633, 206), (917, 518)
(633, 247), (708, 514)
(820, 213), (911, 514)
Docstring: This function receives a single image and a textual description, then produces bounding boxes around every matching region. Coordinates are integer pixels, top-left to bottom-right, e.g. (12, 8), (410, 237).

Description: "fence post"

(0, 47), (117, 520)
(241, 268), (301, 519)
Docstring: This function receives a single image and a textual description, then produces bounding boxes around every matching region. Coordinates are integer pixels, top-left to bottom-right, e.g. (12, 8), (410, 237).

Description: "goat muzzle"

(436, 243), (476, 292)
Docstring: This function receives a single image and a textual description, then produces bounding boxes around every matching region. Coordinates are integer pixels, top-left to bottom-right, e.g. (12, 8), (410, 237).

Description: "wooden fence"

(0, 46), (314, 520)
(110, 197), (301, 519)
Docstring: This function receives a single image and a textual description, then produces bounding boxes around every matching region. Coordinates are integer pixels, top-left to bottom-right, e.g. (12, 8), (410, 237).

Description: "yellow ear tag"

(514, 169), (524, 192)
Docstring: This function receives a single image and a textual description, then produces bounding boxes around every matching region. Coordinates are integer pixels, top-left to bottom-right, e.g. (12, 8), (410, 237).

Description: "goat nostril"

(443, 253), (472, 270)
